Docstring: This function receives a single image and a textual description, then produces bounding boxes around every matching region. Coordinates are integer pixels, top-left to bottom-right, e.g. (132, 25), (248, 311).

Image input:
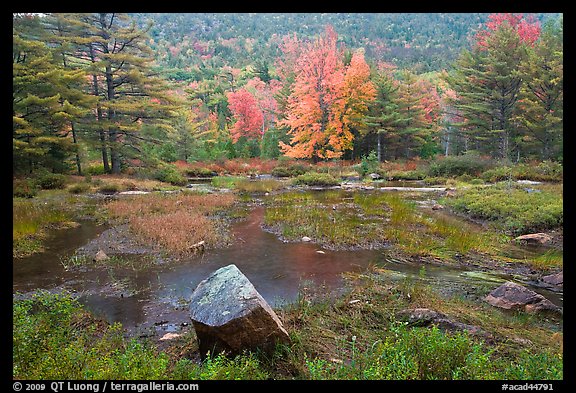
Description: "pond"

(12, 188), (562, 337)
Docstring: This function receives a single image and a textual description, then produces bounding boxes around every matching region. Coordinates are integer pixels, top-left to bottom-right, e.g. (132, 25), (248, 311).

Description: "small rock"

(160, 333), (182, 341)
(484, 281), (561, 315)
(348, 299), (361, 305)
(431, 204), (444, 210)
(396, 308), (447, 325)
(302, 236), (312, 242)
(93, 250), (109, 262)
(119, 190), (149, 195)
(189, 240), (206, 254)
(517, 180), (542, 185)
(542, 271), (563, 287)
(514, 233), (553, 245)
(316, 250), (326, 254)
(369, 173), (381, 180)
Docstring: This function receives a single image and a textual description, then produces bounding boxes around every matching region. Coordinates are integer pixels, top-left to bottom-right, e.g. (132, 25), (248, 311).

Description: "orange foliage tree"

(278, 26), (375, 160)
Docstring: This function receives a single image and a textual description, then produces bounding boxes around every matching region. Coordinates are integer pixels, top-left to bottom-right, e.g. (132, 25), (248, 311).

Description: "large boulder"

(189, 264), (290, 358)
(484, 281), (561, 315)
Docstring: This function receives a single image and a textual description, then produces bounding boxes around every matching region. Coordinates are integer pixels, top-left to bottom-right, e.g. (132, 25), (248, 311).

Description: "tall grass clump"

(13, 199), (72, 258)
(106, 193), (236, 256)
(293, 172), (340, 187)
(428, 154), (491, 178)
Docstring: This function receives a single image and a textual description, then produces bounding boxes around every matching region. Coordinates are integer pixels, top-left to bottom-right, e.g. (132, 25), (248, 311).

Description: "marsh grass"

(13, 199), (74, 258)
(273, 268), (562, 380)
(442, 183), (563, 235)
(264, 190), (501, 258)
(61, 253), (156, 271)
(105, 193), (236, 257)
(234, 178), (284, 193)
(211, 176), (244, 188)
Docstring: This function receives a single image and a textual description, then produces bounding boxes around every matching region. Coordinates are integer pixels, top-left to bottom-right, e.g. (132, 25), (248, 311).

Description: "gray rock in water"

(542, 271), (563, 287)
(189, 264), (290, 358)
(484, 281), (561, 315)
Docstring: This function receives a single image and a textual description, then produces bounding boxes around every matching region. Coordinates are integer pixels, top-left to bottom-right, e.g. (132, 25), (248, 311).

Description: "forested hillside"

(13, 12), (563, 177)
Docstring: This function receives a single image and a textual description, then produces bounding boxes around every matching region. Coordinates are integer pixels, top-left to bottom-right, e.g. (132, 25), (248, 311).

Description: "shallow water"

(13, 189), (562, 334)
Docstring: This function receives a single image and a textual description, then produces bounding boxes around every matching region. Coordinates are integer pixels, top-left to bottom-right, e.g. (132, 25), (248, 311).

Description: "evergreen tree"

(364, 67), (402, 162)
(515, 18), (563, 160)
(13, 14), (95, 175)
(49, 13), (179, 174)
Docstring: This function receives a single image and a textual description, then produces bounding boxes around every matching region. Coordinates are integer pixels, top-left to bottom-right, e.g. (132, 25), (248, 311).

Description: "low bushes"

(293, 172), (340, 187)
(481, 161), (563, 183)
(271, 165), (307, 178)
(443, 184), (563, 234)
(428, 154), (491, 178)
(13, 179), (38, 198)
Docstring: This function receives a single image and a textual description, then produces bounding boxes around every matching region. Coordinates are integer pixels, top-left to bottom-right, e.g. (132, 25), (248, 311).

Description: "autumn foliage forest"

(13, 12), (562, 176)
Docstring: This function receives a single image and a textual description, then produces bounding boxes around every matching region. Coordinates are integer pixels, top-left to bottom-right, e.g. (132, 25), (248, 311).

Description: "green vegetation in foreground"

(13, 271), (563, 380)
(442, 183), (563, 235)
(264, 190), (502, 257)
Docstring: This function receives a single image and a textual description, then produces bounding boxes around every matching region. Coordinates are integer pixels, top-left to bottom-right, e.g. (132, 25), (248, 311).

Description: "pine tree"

(364, 67), (402, 162)
(49, 13), (179, 174)
(515, 19), (563, 160)
(13, 14), (95, 175)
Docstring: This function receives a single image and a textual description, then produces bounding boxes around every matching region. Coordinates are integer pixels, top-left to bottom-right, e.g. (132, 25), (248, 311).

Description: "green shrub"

(68, 183), (91, 194)
(13, 179), (39, 198)
(13, 291), (170, 379)
(386, 170), (426, 181)
(97, 183), (120, 194)
(35, 173), (67, 190)
(481, 166), (514, 183)
(85, 164), (107, 176)
(515, 161), (563, 182)
(173, 353), (269, 380)
(184, 167), (216, 178)
(153, 165), (187, 186)
(358, 151), (379, 177)
(428, 154), (490, 178)
(293, 172), (340, 187)
(272, 165), (307, 178)
(443, 184), (563, 234)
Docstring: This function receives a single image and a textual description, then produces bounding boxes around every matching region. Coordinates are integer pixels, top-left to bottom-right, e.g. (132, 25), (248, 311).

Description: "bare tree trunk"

(71, 122), (82, 175)
(377, 132), (382, 162)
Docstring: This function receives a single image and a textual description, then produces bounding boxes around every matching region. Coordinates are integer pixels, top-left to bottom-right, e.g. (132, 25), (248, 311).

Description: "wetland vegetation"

(13, 12), (562, 382)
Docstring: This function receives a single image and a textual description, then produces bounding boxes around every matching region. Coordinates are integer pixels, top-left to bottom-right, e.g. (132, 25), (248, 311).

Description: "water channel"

(13, 187), (562, 337)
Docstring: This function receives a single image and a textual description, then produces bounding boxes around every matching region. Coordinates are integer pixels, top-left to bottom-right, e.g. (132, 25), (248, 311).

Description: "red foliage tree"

(279, 26), (375, 160)
(226, 89), (264, 143)
(476, 13), (541, 49)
